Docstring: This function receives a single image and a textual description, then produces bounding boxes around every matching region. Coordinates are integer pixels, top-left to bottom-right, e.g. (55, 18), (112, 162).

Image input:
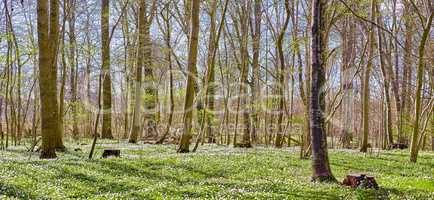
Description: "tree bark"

(38, 0), (62, 159)
(310, 0), (335, 182)
(101, 0), (113, 139)
(177, 0), (200, 153)
(360, 0), (376, 153)
(129, 0), (146, 143)
(410, 12), (433, 162)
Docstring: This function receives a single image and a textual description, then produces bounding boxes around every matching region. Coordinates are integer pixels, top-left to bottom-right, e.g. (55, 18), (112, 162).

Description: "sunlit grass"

(0, 140), (432, 199)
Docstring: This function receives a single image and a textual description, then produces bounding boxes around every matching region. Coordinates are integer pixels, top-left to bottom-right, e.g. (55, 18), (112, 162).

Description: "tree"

(360, 0), (376, 153)
(68, 0), (79, 139)
(310, 0), (335, 182)
(37, 0), (63, 159)
(101, 0), (113, 139)
(339, 15), (356, 149)
(250, 0), (262, 144)
(177, 0), (201, 153)
(129, 0), (147, 143)
(376, 4), (393, 147)
(409, 8), (433, 162)
(143, 1), (157, 138)
(275, 0), (290, 148)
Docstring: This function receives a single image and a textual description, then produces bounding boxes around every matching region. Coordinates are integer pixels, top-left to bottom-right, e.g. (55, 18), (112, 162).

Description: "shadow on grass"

(0, 182), (40, 199)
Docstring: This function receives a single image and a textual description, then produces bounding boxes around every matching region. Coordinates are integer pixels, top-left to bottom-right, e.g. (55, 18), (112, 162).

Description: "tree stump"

(389, 143), (408, 149)
(102, 149), (121, 158)
(234, 143), (253, 148)
(343, 174), (379, 189)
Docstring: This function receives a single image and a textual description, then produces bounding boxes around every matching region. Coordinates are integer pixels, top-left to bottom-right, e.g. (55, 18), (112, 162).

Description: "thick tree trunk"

(38, 0), (62, 159)
(310, 0), (335, 182)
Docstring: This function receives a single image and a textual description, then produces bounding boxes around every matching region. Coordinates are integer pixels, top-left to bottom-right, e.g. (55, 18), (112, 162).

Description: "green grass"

(0, 140), (433, 199)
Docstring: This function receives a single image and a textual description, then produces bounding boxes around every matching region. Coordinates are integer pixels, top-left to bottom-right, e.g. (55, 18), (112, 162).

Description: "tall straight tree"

(250, 0), (262, 144)
(339, 16), (356, 148)
(68, 0), (79, 139)
(310, 0), (335, 182)
(239, 0), (252, 147)
(129, 0), (146, 143)
(101, 0), (113, 139)
(204, 0), (218, 144)
(143, 1), (157, 138)
(37, 0), (63, 159)
(360, 0), (376, 153)
(177, 0), (200, 153)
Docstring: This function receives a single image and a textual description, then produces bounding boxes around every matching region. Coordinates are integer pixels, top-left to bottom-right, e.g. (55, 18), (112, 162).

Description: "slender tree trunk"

(240, 0), (251, 147)
(410, 13), (433, 163)
(59, 2), (67, 144)
(360, 0), (376, 153)
(68, 0), (79, 139)
(129, 0), (146, 143)
(101, 0), (113, 139)
(376, 5), (393, 146)
(204, 0), (218, 144)
(340, 16), (355, 148)
(177, 0), (200, 153)
(250, 0), (262, 144)
(275, 0), (290, 148)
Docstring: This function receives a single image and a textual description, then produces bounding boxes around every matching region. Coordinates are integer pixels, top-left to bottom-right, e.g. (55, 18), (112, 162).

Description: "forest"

(0, 0), (433, 199)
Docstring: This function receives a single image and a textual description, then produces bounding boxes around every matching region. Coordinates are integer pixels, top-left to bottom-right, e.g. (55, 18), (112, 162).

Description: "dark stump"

(102, 149), (121, 158)
(234, 143), (253, 148)
(343, 174), (379, 189)
(388, 143), (408, 149)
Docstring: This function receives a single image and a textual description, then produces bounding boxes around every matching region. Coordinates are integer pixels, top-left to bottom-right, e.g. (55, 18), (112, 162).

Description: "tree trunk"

(250, 0), (262, 144)
(177, 0), (200, 153)
(410, 13), (433, 163)
(376, 4), (393, 146)
(129, 0), (146, 143)
(68, 0), (79, 139)
(38, 0), (62, 159)
(101, 0), (113, 139)
(340, 16), (355, 149)
(310, 0), (335, 182)
(275, 0), (290, 148)
(360, 0), (376, 153)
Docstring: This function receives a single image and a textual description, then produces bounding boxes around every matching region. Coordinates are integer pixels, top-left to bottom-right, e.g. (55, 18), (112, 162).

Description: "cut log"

(343, 174), (379, 189)
(388, 143), (408, 149)
(102, 149), (121, 158)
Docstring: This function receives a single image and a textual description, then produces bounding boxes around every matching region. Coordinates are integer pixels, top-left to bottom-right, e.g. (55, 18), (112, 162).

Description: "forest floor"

(0, 139), (433, 199)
